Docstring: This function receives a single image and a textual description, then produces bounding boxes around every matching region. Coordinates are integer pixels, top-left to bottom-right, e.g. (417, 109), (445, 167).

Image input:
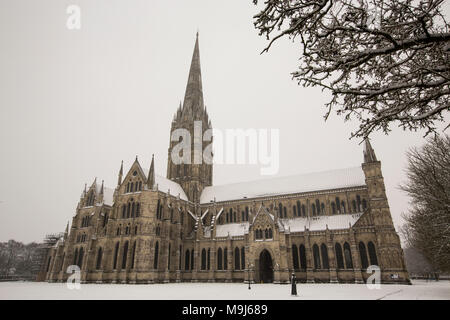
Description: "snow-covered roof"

(155, 174), (188, 201)
(141, 167), (188, 201)
(214, 213), (362, 237)
(200, 166), (365, 203)
(280, 213), (363, 232)
(103, 187), (114, 206)
(215, 222), (249, 237)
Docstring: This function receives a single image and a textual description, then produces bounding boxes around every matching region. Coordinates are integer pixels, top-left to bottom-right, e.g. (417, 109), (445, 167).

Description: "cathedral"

(39, 34), (410, 284)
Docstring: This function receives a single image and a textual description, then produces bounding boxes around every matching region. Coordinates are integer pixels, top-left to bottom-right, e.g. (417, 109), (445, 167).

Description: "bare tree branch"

(252, 0), (450, 138)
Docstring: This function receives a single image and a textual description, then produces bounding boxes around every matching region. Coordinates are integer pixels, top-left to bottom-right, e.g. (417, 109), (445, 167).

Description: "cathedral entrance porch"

(258, 249), (274, 283)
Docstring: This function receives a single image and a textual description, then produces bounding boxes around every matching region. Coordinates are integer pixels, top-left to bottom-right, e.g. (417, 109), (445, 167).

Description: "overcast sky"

(0, 0), (449, 243)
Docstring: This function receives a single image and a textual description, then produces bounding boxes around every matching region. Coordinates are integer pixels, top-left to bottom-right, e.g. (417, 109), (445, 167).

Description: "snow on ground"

(0, 280), (448, 300)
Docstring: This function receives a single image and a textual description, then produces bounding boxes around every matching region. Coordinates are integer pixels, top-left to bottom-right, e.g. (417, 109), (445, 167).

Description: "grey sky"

(0, 0), (449, 243)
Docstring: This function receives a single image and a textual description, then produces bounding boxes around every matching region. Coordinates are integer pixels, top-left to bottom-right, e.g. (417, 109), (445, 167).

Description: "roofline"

(199, 185), (368, 206)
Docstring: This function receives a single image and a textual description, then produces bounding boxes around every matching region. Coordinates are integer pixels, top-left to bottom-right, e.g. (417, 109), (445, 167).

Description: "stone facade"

(41, 34), (410, 285)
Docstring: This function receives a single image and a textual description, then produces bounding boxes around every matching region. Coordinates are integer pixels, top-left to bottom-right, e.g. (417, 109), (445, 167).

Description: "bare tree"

(252, 0), (450, 138)
(400, 134), (450, 272)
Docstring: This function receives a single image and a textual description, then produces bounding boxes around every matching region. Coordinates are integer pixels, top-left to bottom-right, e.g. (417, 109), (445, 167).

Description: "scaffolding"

(34, 233), (64, 281)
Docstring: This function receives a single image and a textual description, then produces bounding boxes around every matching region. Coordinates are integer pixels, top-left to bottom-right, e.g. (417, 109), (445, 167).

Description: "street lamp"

(248, 262), (251, 289)
(247, 263), (254, 289)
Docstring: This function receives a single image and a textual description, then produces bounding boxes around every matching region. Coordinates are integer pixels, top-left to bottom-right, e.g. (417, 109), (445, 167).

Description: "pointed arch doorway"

(258, 249), (274, 283)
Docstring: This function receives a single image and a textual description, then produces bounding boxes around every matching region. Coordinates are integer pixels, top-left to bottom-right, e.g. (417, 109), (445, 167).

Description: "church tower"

(167, 33), (213, 203)
(362, 138), (409, 282)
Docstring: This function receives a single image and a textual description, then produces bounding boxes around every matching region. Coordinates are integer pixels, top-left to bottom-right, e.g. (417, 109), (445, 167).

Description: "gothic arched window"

(136, 203), (140, 217)
(241, 247), (245, 270)
(359, 242), (369, 269)
(234, 247), (240, 270)
(207, 248), (211, 270)
(312, 244), (321, 269)
(223, 248), (228, 270)
(131, 241), (136, 269)
(122, 241), (129, 269)
(335, 243), (344, 269)
(73, 248), (78, 265)
(77, 247), (84, 269)
(315, 199), (320, 215)
(335, 197), (341, 213)
(185, 249), (190, 271)
(96, 247), (103, 270)
(341, 201), (346, 213)
(312, 204), (316, 216)
(154, 241), (159, 270)
(113, 242), (119, 269)
(299, 244), (307, 270)
(344, 242), (353, 269)
(179, 245), (182, 270)
(167, 244), (171, 270)
(321, 243), (329, 269)
(352, 200), (357, 212)
(301, 204), (306, 216)
(217, 248), (223, 270)
(368, 241), (378, 266)
(292, 244), (299, 270)
(190, 249), (194, 270)
(201, 249), (207, 270)
(362, 199), (367, 210)
(331, 202), (336, 214)
(103, 212), (109, 227)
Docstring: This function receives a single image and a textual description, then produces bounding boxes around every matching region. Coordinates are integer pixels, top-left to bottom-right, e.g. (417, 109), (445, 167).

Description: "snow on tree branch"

(252, 0), (450, 138)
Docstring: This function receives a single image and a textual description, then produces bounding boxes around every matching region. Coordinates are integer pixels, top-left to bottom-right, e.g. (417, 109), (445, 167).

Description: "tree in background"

(0, 240), (42, 280)
(252, 0), (449, 138)
(400, 134), (450, 273)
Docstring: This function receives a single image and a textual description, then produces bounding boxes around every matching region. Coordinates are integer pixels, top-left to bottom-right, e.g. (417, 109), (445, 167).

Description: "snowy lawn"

(0, 280), (448, 300)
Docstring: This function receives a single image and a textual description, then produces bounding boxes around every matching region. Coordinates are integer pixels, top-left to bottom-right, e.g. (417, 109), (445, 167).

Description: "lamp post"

(247, 262), (251, 289)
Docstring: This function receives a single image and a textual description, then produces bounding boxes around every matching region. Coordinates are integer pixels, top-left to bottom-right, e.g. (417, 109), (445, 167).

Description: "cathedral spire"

(64, 221), (69, 240)
(363, 137), (377, 163)
(182, 32), (204, 118)
(118, 160), (123, 186)
(147, 154), (155, 189)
